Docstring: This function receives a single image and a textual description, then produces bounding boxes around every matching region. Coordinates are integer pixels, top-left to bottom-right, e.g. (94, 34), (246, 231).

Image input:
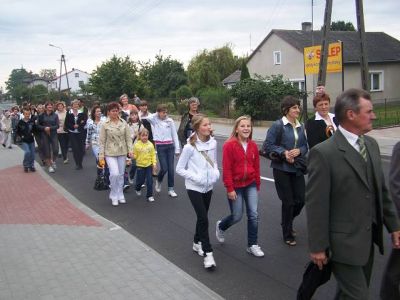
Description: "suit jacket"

(64, 111), (88, 133)
(389, 142), (400, 216)
(305, 116), (339, 149)
(306, 130), (400, 266)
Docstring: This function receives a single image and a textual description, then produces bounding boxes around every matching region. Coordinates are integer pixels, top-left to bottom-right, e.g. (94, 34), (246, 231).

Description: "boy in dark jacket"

(16, 108), (36, 172)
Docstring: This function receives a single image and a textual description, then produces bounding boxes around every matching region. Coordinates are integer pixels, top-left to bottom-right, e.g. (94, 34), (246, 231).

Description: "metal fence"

(372, 98), (400, 128)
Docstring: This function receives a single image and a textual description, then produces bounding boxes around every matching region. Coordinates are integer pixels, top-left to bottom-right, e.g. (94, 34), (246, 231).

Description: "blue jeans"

(136, 166), (153, 197)
(129, 159), (137, 180)
(156, 143), (175, 189)
(219, 182), (259, 246)
(21, 142), (35, 168)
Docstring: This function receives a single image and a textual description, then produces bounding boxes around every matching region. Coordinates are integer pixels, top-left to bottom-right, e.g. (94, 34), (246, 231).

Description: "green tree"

(187, 45), (242, 93)
(232, 75), (304, 120)
(140, 55), (187, 99)
(39, 69), (57, 80)
(240, 61), (250, 80)
(89, 55), (143, 102)
(330, 21), (356, 31)
(176, 85), (192, 99)
(5, 68), (32, 102)
(198, 87), (230, 117)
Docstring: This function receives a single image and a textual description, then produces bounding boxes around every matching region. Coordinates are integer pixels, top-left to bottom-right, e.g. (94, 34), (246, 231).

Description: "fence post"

(384, 98), (387, 120)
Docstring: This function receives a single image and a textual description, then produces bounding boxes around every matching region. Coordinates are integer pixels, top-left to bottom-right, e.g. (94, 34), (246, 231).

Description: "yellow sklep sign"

(304, 42), (342, 75)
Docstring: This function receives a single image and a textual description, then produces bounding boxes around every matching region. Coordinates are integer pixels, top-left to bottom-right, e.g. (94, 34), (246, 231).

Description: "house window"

(79, 81), (84, 87)
(369, 71), (383, 91)
(290, 79), (305, 92)
(75, 73), (79, 78)
(273, 51), (281, 65)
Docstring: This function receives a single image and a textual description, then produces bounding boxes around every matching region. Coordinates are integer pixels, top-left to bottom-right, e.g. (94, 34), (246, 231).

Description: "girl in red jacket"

(215, 116), (264, 257)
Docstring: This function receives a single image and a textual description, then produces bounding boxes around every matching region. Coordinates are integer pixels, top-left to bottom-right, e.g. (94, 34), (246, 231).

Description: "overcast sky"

(1, 0), (399, 91)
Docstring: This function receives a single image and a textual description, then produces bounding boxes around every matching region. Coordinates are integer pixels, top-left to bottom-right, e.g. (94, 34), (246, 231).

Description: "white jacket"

(143, 113), (180, 153)
(176, 135), (220, 193)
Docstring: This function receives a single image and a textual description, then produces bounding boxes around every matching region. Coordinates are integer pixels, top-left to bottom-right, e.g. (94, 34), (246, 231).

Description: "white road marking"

(261, 176), (274, 182)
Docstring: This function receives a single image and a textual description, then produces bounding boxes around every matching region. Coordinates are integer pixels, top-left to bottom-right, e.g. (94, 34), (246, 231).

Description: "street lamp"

(49, 43), (70, 99)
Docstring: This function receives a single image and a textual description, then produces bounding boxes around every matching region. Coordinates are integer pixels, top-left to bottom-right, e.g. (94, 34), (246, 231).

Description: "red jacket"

(222, 138), (260, 193)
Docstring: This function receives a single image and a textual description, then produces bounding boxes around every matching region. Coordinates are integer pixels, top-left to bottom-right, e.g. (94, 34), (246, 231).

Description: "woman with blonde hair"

(215, 116), (264, 257)
(176, 114), (219, 268)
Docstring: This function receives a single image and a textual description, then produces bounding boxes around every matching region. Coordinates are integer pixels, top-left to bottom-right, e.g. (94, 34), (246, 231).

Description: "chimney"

(302, 22), (312, 31)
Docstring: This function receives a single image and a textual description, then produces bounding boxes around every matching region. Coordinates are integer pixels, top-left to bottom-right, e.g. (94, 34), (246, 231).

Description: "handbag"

(260, 120), (284, 162)
(293, 155), (308, 175)
(94, 173), (108, 190)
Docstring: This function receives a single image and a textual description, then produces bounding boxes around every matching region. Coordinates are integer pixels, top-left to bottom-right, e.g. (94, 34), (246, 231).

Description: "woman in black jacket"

(37, 102), (59, 173)
(64, 99), (88, 170)
(305, 93), (339, 149)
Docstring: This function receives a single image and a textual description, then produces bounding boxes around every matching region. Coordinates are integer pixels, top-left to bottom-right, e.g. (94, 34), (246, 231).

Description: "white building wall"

(51, 69), (90, 93)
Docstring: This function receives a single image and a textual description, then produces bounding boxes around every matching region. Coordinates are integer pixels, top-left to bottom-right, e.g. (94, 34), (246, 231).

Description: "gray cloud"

(1, 0), (399, 90)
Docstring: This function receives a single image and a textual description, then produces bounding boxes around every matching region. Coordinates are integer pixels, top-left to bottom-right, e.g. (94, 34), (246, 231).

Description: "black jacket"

(305, 116), (339, 149)
(16, 118), (36, 143)
(38, 112), (59, 134)
(64, 111), (88, 133)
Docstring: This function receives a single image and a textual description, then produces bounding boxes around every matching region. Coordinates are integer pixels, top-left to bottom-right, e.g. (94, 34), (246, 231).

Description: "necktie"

(357, 135), (367, 162)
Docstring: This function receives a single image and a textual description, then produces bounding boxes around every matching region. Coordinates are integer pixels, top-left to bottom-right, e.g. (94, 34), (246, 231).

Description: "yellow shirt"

(133, 140), (157, 167)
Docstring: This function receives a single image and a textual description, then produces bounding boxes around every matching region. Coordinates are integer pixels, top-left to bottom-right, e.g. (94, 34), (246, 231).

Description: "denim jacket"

(265, 117), (308, 173)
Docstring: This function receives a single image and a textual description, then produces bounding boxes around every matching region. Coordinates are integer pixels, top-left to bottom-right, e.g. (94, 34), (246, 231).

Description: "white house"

(50, 68), (90, 93)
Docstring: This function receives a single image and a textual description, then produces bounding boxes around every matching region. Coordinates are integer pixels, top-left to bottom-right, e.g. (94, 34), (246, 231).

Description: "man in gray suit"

(380, 141), (400, 300)
(306, 88), (400, 299)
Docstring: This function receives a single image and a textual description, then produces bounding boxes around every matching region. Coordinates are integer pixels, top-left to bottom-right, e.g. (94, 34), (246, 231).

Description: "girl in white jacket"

(176, 114), (220, 269)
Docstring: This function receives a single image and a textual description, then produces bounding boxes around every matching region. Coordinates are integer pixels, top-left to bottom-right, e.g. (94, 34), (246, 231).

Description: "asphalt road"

(44, 138), (393, 300)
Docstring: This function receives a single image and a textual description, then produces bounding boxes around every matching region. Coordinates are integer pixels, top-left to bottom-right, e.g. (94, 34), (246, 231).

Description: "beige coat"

(99, 117), (132, 158)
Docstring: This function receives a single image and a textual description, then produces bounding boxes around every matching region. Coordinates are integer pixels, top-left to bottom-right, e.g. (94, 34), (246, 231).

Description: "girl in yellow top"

(133, 128), (157, 202)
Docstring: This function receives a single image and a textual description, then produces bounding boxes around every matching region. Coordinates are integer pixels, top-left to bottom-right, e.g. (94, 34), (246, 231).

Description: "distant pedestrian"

(177, 97), (200, 147)
(99, 102), (133, 206)
(133, 128), (157, 202)
(55, 101), (69, 164)
(64, 99), (88, 170)
(11, 106), (20, 144)
(1, 110), (12, 148)
(265, 96), (308, 246)
(32, 104), (46, 165)
(16, 108), (36, 172)
(142, 104), (180, 197)
(305, 93), (338, 149)
(380, 141), (400, 300)
(176, 114), (219, 269)
(127, 110), (144, 184)
(138, 100), (153, 143)
(216, 115), (264, 257)
(37, 102), (59, 173)
(119, 94), (137, 120)
(86, 105), (106, 177)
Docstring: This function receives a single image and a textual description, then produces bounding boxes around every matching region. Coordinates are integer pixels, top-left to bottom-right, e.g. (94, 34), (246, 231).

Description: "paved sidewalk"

(0, 147), (223, 300)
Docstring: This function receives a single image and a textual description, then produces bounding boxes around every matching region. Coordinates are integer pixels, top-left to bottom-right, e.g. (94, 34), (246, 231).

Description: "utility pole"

(49, 44), (70, 99)
(355, 0), (369, 90)
(317, 0), (333, 86)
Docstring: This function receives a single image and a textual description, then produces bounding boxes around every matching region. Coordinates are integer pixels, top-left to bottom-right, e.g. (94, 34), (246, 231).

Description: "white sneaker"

(192, 242), (204, 256)
(63, 159), (68, 164)
(111, 199), (119, 206)
(128, 176), (134, 184)
(168, 190), (178, 197)
(48, 166), (55, 173)
(147, 196), (155, 202)
(52, 162), (57, 169)
(119, 198), (126, 204)
(215, 220), (225, 243)
(155, 180), (161, 193)
(135, 190), (141, 196)
(246, 245), (265, 257)
(204, 252), (216, 269)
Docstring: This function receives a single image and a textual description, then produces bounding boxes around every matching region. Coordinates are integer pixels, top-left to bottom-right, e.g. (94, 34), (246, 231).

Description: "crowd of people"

(1, 87), (399, 299)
